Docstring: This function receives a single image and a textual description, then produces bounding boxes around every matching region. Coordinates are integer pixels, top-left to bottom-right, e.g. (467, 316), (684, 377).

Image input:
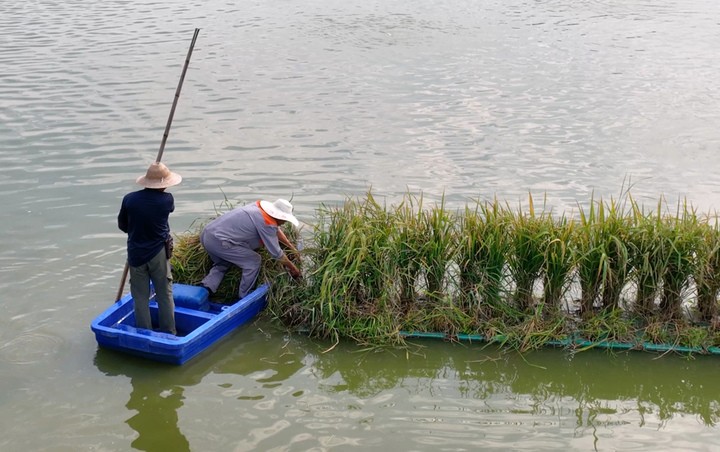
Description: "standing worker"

(118, 162), (182, 335)
(199, 199), (302, 299)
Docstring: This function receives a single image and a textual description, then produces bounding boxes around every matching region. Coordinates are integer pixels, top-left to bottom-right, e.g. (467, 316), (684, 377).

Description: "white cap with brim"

(136, 162), (182, 189)
(260, 199), (299, 227)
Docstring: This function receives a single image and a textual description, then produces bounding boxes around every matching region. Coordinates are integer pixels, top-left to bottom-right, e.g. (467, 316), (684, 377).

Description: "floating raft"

(170, 192), (720, 353)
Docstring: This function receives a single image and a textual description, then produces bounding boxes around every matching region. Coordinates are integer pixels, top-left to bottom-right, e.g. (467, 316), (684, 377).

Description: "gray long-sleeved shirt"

(202, 201), (283, 259)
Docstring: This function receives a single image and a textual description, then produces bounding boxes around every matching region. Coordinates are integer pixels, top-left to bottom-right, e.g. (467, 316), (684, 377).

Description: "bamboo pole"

(115, 28), (200, 302)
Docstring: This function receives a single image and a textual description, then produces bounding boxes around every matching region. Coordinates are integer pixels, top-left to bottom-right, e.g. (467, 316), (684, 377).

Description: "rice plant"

(455, 198), (510, 316)
(417, 195), (455, 300)
(541, 213), (575, 312)
(693, 216), (720, 322)
(388, 194), (426, 304)
(309, 193), (391, 316)
(506, 193), (551, 312)
(657, 200), (702, 319)
(627, 198), (668, 316)
(574, 195), (630, 316)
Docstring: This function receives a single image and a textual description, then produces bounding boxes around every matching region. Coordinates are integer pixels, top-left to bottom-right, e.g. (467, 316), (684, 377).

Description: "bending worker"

(199, 198), (302, 298)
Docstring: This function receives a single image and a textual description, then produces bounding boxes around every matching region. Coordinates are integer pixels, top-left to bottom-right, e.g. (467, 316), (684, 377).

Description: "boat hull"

(91, 283), (268, 364)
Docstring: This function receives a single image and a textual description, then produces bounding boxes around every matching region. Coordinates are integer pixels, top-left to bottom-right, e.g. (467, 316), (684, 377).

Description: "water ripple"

(0, 331), (65, 365)
(1, 0), (720, 449)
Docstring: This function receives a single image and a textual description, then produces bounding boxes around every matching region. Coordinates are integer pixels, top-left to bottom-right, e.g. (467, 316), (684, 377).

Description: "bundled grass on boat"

(171, 191), (720, 353)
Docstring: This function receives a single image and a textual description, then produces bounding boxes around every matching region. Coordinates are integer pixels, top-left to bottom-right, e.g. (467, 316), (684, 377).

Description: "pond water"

(1, 0), (720, 450)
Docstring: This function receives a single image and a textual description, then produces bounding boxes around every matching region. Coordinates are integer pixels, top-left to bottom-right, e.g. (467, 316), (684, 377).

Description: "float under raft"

(399, 331), (720, 355)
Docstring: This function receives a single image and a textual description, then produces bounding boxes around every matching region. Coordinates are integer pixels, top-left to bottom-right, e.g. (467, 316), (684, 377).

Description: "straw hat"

(260, 199), (299, 227)
(136, 162), (182, 189)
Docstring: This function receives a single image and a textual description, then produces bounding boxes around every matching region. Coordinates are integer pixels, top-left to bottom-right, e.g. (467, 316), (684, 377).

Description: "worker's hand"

(289, 250), (302, 265)
(288, 265), (302, 281)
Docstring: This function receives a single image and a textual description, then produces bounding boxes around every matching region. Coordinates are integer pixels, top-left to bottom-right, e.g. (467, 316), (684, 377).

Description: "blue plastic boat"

(91, 283), (268, 364)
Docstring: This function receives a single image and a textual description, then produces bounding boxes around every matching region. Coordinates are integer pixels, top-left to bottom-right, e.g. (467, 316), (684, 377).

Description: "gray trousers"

(129, 248), (176, 335)
(200, 229), (261, 299)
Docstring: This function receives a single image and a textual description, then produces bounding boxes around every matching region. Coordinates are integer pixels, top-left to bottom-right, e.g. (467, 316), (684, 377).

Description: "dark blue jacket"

(118, 188), (174, 266)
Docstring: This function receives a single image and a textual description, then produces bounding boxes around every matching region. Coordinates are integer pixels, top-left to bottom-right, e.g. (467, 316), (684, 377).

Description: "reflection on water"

(94, 324), (720, 450)
(311, 339), (720, 428)
(92, 326), (308, 451)
(126, 379), (189, 451)
(94, 352), (191, 451)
